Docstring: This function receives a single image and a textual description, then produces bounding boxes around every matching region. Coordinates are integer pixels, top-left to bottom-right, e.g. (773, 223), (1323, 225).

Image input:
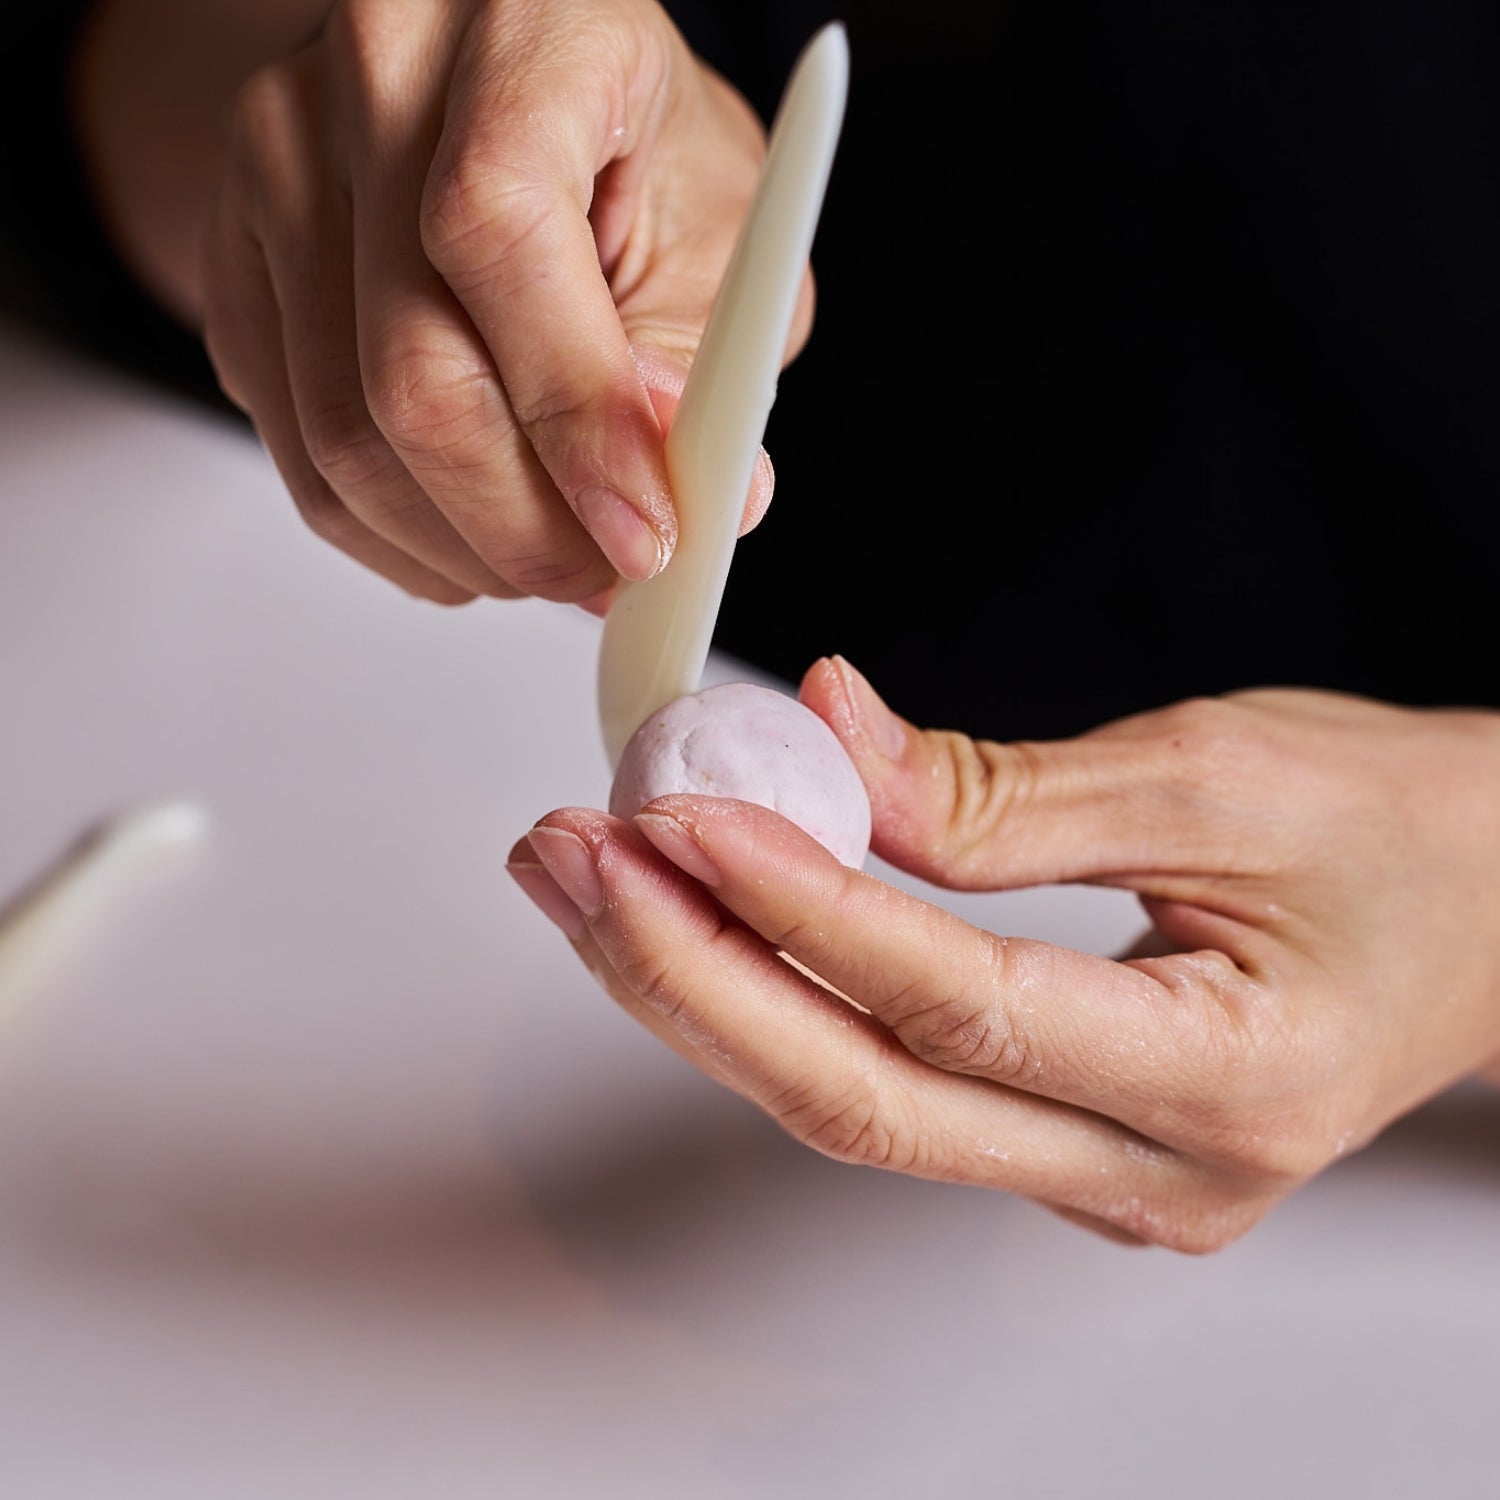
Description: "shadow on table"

(2, 1062), (1495, 1286)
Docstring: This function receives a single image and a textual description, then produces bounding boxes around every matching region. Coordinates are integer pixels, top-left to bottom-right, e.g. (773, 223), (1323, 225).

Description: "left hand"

(507, 658), (1500, 1252)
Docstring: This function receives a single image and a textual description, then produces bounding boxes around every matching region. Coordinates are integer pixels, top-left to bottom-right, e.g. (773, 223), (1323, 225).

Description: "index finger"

(631, 795), (1259, 1136)
(418, 5), (756, 576)
(513, 809), (1264, 1251)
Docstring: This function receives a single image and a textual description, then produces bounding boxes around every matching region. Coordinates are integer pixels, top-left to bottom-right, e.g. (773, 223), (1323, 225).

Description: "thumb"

(799, 656), (1196, 892)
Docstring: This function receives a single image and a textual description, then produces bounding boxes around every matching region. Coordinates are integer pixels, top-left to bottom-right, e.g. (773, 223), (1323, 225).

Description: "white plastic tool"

(0, 798), (208, 1028)
(596, 21), (850, 768)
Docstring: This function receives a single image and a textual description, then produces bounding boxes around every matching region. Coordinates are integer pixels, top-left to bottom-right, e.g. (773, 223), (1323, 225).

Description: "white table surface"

(1, 322), (1496, 1500)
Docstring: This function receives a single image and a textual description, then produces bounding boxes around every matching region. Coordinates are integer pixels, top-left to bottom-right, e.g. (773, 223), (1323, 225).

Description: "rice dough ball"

(609, 681), (872, 867)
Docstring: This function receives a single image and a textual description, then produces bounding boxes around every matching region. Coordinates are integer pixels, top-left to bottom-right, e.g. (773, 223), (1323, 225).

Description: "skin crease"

(510, 657), (1500, 1253)
(73, 0), (781, 607)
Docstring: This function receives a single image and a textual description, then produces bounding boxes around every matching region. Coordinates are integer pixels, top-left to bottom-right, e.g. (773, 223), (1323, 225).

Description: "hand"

(199, 0), (780, 604)
(507, 659), (1500, 1251)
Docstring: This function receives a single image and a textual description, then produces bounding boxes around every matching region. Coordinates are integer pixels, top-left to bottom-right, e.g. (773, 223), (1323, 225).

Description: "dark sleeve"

(0, 2), (240, 418)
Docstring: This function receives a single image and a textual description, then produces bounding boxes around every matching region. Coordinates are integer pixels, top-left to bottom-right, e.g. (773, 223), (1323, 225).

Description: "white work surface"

(1, 323), (1496, 1500)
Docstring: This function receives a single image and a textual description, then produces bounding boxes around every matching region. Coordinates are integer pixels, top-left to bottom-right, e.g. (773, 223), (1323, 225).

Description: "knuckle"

(320, 5), (414, 139)
(772, 1079), (917, 1172)
(893, 933), (1042, 1086)
(420, 153), (545, 278)
(903, 995), (1041, 1087)
(611, 945), (681, 1017)
(915, 732), (1040, 881)
(1151, 694), (1248, 754)
(320, 0), (392, 88)
(225, 62), (307, 188)
(1128, 959), (1294, 1153)
(947, 732), (1029, 824)
(615, 958), (745, 1070)
(503, 373), (593, 438)
(228, 63), (294, 144)
(300, 400), (391, 489)
(1146, 696), (1291, 804)
(1140, 989), (1359, 1185)
(608, 925), (726, 1037)
(365, 346), (497, 456)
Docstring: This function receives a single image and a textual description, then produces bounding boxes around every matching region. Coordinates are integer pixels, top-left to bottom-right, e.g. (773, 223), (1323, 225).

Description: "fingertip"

(634, 810), (724, 885)
(629, 342), (689, 404)
(568, 400), (678, 584)
(506, 857), (589, 940)
(506, 834), (539, 865)
(738, 447), (775, 535)
(813, 655), (909, 763)
(796, 655), (843, 709)
(526, 824), (605, 920)
(574, 485), (667, 582)
(527, 806), (629, 856)
(798, 658), (921, 871)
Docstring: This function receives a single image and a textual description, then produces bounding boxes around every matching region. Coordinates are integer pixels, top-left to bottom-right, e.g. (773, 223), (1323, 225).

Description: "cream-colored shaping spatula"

(596, 22), (849, 769)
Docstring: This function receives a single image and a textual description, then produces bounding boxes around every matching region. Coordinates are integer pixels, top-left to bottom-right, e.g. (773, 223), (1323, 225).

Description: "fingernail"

(527, 826), (605, 919)
(507, 860), (588, 940)
(635, 813), (722, 886)
(738, 447), (776, 534)
(575, 486), (664, 581)
(831, 656), (907, 760)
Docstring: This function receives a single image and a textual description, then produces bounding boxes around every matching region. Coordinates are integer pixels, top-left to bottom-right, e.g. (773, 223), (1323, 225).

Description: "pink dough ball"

(609, 681), (872, 867)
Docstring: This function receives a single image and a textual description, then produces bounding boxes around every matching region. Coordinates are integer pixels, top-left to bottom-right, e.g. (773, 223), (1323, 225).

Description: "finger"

(238, 50), (517, 601)
(419, 7), (675, 577)
(418, 5), (765, 581)
(505, 833), (756, 1089)
(201, 155), (472, 606)
(627, 793), (1273, 1142)
(800, 656), (1297, 898)
(507, 815), (1260, 1251)
(332, 3), (621, 602)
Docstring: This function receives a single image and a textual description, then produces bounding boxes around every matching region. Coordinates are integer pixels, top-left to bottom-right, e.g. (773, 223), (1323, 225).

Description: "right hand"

(200, 0), (784, 605)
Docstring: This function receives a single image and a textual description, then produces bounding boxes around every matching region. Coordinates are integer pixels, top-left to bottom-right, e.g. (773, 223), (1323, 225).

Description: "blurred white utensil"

(0, 798), (207, 1028)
